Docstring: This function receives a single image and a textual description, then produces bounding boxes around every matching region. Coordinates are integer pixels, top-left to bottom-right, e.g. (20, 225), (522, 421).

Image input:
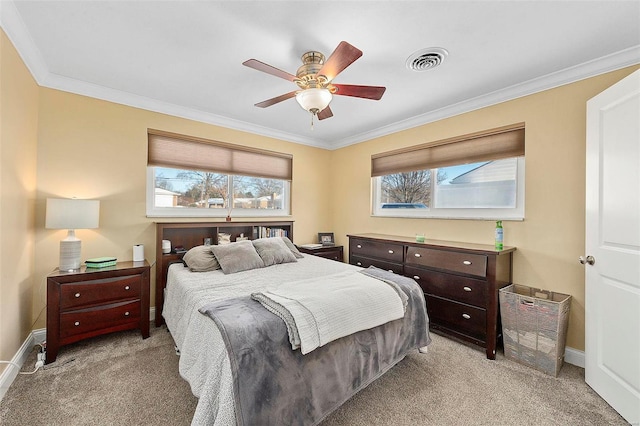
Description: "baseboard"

(564, 346), (585, 368)
(0, 328), (45, 401)
(1, 308), (156, 402)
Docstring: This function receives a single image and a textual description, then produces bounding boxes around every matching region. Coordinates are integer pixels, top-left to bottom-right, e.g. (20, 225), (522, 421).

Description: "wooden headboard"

(154, 221), (294, 326)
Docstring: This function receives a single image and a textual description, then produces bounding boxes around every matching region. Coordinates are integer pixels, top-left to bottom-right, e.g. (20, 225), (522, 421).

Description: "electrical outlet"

(35, 351), (46, 370)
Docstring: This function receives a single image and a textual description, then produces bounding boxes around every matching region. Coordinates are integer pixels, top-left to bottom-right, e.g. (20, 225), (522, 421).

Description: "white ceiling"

(2, 1), (639, 149)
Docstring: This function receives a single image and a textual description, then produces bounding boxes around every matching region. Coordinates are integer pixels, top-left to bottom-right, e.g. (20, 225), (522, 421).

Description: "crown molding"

(42, 71), (328, 149)
(328, 45), (640, 149)
(2, 0), (638, 151)
(0, 0), (49, 84)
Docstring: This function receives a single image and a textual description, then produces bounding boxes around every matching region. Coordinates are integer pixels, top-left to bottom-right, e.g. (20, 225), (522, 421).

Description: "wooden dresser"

(348, 233), (515, 359)
(296, 245), (344, 262)
(46, 261), (150, 364)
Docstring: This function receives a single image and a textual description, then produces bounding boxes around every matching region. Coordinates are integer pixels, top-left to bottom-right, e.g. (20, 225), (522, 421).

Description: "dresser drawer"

(426, 296), (487, 341)
(60, 275), (141, 310)
(350, 238), (404, 263)
(298, 246), (344, 262)
(60, 300), (141, 339)
(315, 250), (343, 262)
(406, 266), (487, 308)
(406, 246), (487, 278)
(350, 255), (404, 275)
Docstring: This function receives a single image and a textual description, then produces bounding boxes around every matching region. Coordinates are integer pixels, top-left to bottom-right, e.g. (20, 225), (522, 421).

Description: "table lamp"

(46, 198), (100, 271)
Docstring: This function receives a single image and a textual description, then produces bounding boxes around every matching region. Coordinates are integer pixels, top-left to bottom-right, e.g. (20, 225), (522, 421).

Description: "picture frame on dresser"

(318, 232), (335, 246)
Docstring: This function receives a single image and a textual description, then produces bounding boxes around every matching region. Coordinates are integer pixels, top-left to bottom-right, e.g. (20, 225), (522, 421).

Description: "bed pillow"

(211, 240), (265, 274)
(182, 245), (220, 272)
(252, 237), (298, 267)
(281, 236), (304, 259)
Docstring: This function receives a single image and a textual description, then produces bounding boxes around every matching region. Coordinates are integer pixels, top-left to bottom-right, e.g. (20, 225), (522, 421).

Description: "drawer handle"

(74, 321), (80, 326)
(414, 253), (421, 258)
(356, 262), (362, 266)
(413, 275), (420, 280)
(124, 286), (130, 290)
(124, 311), (130, 316)
(463, 260), (472, 265)
(463, 286), (472, 292)
(462, 313), (471, 320)
(356, 245), (362, 249)
(388, 250), (394, 254)
(75, 293), (81, 298)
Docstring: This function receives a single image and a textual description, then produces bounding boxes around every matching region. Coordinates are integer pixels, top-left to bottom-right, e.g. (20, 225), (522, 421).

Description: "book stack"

(85, 257), (117, 268)
(255, 226), (288, 238)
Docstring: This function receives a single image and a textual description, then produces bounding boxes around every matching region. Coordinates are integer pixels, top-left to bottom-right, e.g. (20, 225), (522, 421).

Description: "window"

(147, 130), (291, 217)
(372, 124), (525, 220)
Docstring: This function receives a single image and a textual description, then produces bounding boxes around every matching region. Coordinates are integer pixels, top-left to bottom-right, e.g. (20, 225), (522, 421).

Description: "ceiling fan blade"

(317, 41), (363, 82)
(254, 91), (297, 108)
(317, 106), (333, 120)
(243, 59), (298, 82)
(332, 84), (386, 100)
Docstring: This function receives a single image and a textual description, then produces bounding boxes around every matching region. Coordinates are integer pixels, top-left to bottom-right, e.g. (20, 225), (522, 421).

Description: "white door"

(585, 69), (640, 425)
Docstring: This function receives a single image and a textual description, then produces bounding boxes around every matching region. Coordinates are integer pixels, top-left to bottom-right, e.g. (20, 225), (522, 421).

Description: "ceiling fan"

(243, 41), (386, 126)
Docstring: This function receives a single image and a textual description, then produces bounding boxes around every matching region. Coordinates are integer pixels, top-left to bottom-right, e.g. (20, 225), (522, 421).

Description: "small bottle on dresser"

(495, 220), (504, 250)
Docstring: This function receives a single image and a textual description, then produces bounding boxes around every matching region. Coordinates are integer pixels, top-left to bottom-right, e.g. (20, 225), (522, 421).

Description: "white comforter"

(252, 270), (406, 354)
(162, 255), (363, 425)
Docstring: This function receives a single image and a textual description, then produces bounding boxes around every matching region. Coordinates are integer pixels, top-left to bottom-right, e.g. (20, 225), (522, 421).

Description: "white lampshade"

(46, 198), (100, 271)
(46, 198), (100, 230)
(295, 88), (332, 114)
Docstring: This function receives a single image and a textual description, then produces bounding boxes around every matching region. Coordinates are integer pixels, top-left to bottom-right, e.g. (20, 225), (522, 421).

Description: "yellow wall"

(0, 29), (39, 372)
(32, 88), (333, 329)
(329, 65), (639, 351)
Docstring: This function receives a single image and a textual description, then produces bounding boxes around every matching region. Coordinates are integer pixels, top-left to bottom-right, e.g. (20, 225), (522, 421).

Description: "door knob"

(579, 255), (595, 265)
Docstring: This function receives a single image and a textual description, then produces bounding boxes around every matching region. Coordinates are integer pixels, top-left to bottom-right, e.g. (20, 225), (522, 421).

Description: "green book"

(85, 257), (117, 268)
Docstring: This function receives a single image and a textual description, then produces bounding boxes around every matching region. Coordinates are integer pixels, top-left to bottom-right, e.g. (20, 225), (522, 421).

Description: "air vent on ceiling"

(406, 47), (449, 71)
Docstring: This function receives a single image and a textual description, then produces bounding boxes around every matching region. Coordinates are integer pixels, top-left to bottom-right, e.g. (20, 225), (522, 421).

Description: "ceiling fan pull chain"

(310, 113), (314, 131)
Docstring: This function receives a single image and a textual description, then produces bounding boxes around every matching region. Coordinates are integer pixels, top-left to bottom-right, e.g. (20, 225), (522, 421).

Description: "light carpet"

(0, 324), (628, 425)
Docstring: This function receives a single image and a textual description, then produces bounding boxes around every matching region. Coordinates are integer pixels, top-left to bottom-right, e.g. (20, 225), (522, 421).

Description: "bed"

(161, 239), (430, 425)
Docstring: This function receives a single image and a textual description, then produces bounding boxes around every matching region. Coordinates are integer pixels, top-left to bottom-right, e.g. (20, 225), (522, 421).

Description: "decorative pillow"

(281, 236), (304, 259)
(211, 240), (264, 274)
(182, 245), (220, 272)
(252, 237), (298, 267)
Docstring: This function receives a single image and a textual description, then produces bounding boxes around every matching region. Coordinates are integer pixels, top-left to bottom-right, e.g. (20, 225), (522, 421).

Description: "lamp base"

(59, 239), (82, 271)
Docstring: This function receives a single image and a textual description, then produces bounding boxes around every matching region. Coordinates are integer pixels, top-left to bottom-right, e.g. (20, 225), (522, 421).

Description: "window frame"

(371, 157), (525, 220)
(370, 124), (526, 221)
(146, 168), (291, 218)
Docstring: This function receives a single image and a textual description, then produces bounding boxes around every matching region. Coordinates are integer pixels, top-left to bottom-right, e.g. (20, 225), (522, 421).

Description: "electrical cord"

(0, 360), (42, 375)
(0, 344), (47, 375)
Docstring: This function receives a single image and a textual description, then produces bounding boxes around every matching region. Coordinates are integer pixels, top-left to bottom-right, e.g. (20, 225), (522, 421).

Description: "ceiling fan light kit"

(295, 88), (332, 114)
(243, 41), (386, 128)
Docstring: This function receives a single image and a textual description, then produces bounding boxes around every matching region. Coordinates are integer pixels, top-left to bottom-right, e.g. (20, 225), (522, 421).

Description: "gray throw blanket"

(199, 266), (430, 426)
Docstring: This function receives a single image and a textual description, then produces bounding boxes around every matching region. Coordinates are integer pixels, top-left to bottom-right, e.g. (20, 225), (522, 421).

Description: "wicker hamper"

(499, 284), (571, 376)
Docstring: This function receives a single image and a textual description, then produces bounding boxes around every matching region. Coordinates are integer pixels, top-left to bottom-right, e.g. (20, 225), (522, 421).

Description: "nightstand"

(46, 260), (150, 364)
(297, 245), (344, 262)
